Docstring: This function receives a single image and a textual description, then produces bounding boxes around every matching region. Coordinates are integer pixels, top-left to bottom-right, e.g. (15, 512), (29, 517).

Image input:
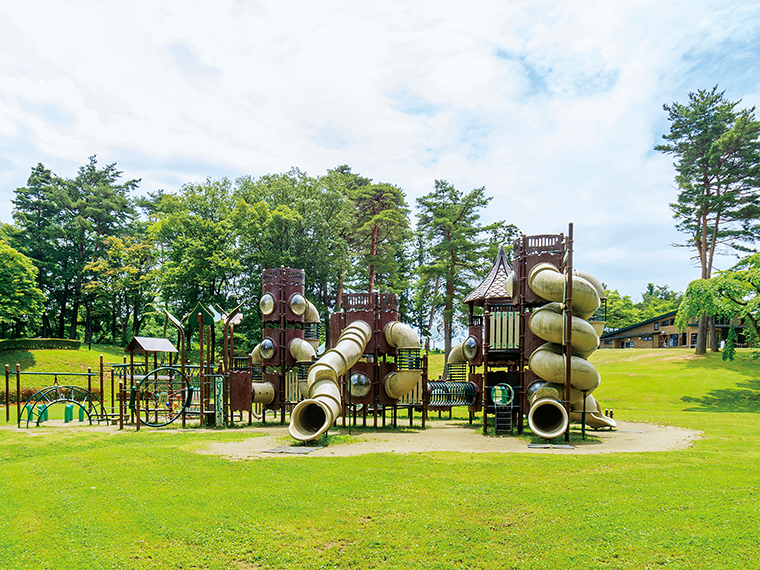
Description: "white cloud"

(1, 0), (759, 299)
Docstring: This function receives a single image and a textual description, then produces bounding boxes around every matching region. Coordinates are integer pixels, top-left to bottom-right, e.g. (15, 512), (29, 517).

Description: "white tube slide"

(528, 262), (600, 316)
(289, 320), (372, 441)
(446, 340), (468, 365)
(526, 383), (569, 440)
(526, 264), (614, 436)
(304, 300), (321, 352)
(249, 344), (275, 405)
(570, 394), (617, 429)
(289, 337), (316, 363)
(528, 302), (599, 354)
(382, 322), (423, 399)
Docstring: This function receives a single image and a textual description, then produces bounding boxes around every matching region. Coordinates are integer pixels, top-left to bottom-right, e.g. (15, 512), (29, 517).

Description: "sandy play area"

(198, 420), (701, 460)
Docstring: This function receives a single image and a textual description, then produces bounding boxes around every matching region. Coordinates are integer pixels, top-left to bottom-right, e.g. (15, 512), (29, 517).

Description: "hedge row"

(0, 338), (82, 352)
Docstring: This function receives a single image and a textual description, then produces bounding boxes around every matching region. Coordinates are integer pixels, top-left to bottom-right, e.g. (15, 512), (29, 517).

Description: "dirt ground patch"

(198, 420), (701, 459)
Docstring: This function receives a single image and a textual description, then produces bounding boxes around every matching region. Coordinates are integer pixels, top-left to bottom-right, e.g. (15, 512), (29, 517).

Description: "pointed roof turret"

(463, 245), (514, 305)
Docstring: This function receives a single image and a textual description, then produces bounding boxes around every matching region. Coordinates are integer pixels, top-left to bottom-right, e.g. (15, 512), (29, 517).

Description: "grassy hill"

(1, 347), (759, 569)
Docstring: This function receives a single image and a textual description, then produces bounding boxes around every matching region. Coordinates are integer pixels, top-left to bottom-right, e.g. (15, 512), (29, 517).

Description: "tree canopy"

(415, 180), (514, 372)
(676, 253), (760, 360)
(655, 86), (760, 353)
(7, 159), (528, 356)
(0, 240), (46, 336)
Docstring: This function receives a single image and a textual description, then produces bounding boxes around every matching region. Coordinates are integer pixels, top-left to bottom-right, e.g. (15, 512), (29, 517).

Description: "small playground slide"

(289, 320), (373, 441)
(288, 319), (422, 441)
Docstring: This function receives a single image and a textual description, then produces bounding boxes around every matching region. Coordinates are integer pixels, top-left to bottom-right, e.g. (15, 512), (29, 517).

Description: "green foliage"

(84, 235), (158, 344)
(677, 253), (760, 355)
(11, 157), (138, 340)
(415, 180), (512, 361)
(0, 338), (80, 352)
(604, 289), (638, 329)
(0, 241), (45, 332)
(605, 283), (682, 330)
(723, 324), (737, 361)
(150, 177), (240, 327)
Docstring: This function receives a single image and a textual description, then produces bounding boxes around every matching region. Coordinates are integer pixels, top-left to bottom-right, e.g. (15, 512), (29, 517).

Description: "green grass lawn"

(1, 348), (759, 569)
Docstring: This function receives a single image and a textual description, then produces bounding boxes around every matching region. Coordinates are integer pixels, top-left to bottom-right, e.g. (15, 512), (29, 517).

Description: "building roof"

(125, 336), (178, 355)
(463, 245), (514, 304)
(600, 311), (680, 339)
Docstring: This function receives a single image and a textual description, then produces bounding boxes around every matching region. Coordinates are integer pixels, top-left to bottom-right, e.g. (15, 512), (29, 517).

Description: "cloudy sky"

(1, 1), (759, 301)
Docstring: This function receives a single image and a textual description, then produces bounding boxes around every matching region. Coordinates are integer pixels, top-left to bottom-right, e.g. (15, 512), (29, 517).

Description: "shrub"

(0, 338), (82, 352)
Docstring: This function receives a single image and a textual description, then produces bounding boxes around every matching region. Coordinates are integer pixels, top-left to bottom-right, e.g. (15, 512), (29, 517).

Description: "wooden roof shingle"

(463, 245), (514, 304)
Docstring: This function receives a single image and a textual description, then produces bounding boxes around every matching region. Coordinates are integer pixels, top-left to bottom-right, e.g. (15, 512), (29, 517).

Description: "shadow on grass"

(682, 378), (760, 412)
(0, 350), (37, 371)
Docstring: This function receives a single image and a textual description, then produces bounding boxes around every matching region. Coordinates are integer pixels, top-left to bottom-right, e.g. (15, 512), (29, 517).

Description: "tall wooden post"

(99, 355), (104, 407)
(118, 381), (124, 430)
(198, 313), (204, 428)
(16, 363), (21, 425)
(564, 223), (574, 443)
(5, 364), (9, 422)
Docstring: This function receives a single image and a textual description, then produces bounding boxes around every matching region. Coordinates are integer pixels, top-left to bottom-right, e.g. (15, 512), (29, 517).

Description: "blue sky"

(1, 1), (759, 302)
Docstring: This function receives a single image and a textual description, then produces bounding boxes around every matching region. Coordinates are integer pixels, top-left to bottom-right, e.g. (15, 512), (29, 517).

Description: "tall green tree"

(415, 180), (504, 374)
(636, 283), (683, 321)
(0, 241), (46, 338)
(150, 178), (240, 323)
(12, 157), (138, 339)
(346, 181), (411, 295)
(655, 86), (760, 354)
(84, 234), (158, 344)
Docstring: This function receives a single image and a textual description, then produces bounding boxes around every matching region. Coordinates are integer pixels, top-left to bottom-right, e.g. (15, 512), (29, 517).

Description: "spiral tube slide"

(528, 302), (599, 354)
(526, 263), (615, 437)
(289, 320), (372, 441)
(528, 263), (600, 317)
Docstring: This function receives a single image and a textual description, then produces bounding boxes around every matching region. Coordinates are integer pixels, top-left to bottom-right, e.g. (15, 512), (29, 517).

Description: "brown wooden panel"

(229, 370), (252, 412)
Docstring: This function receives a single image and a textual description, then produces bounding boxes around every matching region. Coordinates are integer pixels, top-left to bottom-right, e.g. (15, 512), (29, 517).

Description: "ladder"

(491, 384), (514, 435)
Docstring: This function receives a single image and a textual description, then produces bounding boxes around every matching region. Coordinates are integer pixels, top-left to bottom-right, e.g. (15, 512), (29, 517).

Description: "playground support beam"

(16, 364), (20, 424)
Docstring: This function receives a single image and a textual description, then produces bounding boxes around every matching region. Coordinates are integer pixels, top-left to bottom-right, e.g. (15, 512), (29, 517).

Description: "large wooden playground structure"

(7, 224), (617, 443)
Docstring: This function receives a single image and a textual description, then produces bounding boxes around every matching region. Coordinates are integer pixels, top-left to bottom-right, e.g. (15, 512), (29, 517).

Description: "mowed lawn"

(1, 348), (759, 569)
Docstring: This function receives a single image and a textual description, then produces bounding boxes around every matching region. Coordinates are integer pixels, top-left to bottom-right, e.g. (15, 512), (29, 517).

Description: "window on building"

(604, 340), (612, 345)
(654, 322), (659, 331)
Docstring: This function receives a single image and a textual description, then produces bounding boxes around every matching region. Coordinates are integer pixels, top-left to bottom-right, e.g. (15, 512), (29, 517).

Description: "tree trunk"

(424, 275), (441, 354)
(709, 315), (718, 352)
(85, 302), (92, 347)
(695, 313), (707, 355)
(58, 302), (67, 339)
(335, 273), (344, 312)
(368, 222), (378, 293)
(111, 304), (117, 344)
(442, 275), (455, 380)
(132, 299), (140, 337)
(42, 312), (51, 338)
